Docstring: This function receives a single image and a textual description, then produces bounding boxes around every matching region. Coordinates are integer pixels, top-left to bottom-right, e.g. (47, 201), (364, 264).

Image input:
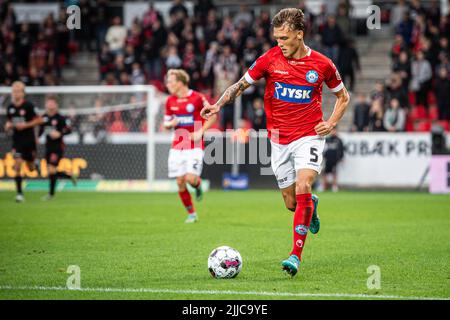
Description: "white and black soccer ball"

(208, 246), (243, 279)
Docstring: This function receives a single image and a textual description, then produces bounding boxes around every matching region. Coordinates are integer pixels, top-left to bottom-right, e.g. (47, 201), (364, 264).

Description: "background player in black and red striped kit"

(39, 95), (77, 201)
(4, 81), (42, 203)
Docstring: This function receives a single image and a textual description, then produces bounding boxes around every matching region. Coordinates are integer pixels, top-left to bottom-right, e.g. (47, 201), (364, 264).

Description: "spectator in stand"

(248, 97), (266, 131)
(203, 9), (221, 46)
(105, 16), (127, 56)
(383, 98), (406, 132)
(16, 23), (32, 70)
(337, 38), (360, 93)
(98, 43), (113, 81)
(113, 54), (127, 83)
(386, 72), (410, 110)
(391, 34), (407, 64)
(393, 51), (411, 92)
(411, 50), (432, 110)
(92, 0), (110, 51)
(143, 17), (167, 81)
(169, 0), (189, 20)
(391, 0), (409, 29)
(321, 15), (343, 63)
(352, 93), (370, 132)
(194, 0), (215, 26)
(214, 44), (239, 129)
(322, 127), (344, 192)
(370, 80), (386, 105)
(123, 44), (137, 75)
(368, 99), (386, 132)
(396, 12), (414, 46)
(436, 52), (450, 75)
(202, 41), (219, 92)
(131, 63), (145, 85)
(335, 3), (351, 37)
(435, 67), (450, 122)
(165, 45), (183, 69)
(182, 41), (201, 87)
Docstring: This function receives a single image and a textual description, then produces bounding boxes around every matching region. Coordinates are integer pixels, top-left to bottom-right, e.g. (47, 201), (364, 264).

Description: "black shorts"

(324, 161), (338, 174)
(46, 150), (63, 166)
(12, 139), (37, 162)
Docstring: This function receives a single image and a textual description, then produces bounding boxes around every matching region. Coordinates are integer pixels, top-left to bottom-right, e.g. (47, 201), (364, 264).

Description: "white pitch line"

(0, 285), (448, 300)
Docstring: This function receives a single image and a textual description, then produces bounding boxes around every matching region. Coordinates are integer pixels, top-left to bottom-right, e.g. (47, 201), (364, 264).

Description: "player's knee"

(296, 180), (312, 194)
(185, 175), (196, 186)
(176, 177), (187, 190)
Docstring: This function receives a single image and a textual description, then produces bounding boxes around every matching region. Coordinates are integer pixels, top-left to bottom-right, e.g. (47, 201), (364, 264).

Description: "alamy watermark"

(66, 265), (81, 289)
(66, 5), (81, 30)
(367, 265), (381, 290)
(367, 5), (381, 30)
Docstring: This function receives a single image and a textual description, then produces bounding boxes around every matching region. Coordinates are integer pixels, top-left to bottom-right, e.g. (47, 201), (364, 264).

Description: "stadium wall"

(1, 133), (449, 191)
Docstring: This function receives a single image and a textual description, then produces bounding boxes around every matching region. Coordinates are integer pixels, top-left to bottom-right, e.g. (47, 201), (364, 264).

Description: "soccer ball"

(208, 246), (243, 279)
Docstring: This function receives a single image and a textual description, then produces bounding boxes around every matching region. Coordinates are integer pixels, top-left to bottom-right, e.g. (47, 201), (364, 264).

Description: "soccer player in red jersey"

(164, 69), (217, 223)
(201, 9), (350, 276)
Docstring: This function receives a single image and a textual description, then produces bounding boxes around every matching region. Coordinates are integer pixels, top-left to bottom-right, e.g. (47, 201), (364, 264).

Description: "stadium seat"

(408, 91), (416, 105)
(437, 120), (449, 131)
(405, 116), (415, 132)
(428, 92), (436, 105)
(429, 106), (439, 120)
(108, 120), (128, 132)
(415, 120), (431, 132)
(410, 105), (428, 120)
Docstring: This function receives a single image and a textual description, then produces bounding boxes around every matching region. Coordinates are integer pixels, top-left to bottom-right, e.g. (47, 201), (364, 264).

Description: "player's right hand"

(200, 97), (220, 120)
(14, 122), (27, 131)
(4, 121), (13, 132)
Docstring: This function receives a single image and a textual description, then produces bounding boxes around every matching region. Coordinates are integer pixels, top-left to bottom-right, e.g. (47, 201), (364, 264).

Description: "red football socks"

(290, 193), (314, 260)
(178, 189), (195, 214)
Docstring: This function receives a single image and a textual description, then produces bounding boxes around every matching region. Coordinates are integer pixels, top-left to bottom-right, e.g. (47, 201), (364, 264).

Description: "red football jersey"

(245, 46), (344, 144)
(164, 90), (205, 150)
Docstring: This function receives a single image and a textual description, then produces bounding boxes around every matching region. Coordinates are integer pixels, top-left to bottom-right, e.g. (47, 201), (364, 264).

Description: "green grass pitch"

(0, 190), (449, 300)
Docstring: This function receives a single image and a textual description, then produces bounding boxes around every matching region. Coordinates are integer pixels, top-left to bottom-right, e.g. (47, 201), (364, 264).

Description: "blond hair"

(167, 69), (190, 86)
(11, 81), (26, 91)
(272, 8), (305, 32)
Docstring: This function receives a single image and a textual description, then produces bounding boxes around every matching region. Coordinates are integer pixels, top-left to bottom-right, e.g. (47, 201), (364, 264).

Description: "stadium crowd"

(1, 0), (361, 133)
(2, 0), (448, 134)
(352, 0), (450, 133)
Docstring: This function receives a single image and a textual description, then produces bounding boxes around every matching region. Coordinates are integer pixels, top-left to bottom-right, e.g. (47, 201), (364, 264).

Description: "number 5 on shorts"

(310, 147), (318, 163)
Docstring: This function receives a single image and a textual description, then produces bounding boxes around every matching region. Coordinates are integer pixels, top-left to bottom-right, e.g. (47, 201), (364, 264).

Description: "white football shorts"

(271, 135), (325, 189)
(168, 148), (204, 178)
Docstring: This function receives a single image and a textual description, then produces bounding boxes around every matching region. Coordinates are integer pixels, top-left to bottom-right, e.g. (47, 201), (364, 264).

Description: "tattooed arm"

(200, 76), (252, 119)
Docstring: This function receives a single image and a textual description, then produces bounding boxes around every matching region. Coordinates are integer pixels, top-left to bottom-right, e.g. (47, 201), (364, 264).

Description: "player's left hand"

(49, 130), (62, 139)
(191, 130), (203, 142)
(14, 123), (27, 131)
(314, 121), (334, 136)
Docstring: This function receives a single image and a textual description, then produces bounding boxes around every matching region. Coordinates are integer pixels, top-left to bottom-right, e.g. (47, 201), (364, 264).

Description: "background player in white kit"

(164, 69), (217, 223)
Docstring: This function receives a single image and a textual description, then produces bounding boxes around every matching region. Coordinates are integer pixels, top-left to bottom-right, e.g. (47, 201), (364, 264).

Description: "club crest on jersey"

(176, 114), (194, 126)
(186, 103), (195, 113)
(306, 70), (319, 83)
(274, 82), (313, 104)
